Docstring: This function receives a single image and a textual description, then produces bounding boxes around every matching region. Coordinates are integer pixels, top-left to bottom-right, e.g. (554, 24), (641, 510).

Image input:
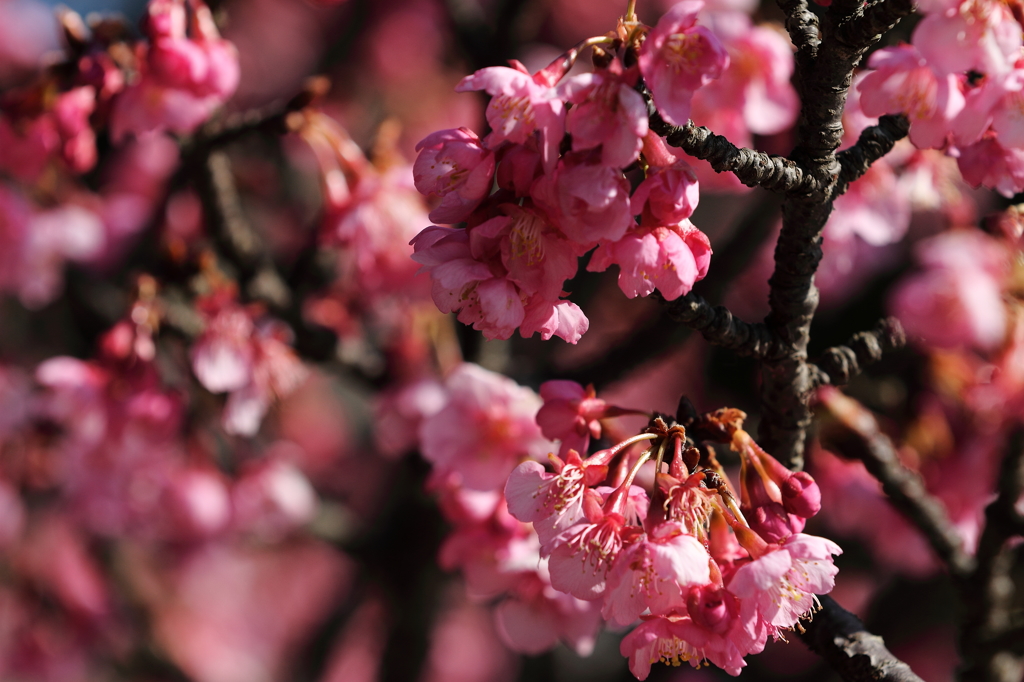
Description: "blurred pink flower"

(890, 230), (1010, 351)
(419, 363), (553, 491)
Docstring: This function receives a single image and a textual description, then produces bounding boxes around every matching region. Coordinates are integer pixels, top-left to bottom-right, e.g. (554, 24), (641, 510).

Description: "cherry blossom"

(639, 0), (730, 126)
(414, 127), (496, 224)
(419, 363), (553, 491)
(455, 59), (566, 172)
(588, 220), (712, 300)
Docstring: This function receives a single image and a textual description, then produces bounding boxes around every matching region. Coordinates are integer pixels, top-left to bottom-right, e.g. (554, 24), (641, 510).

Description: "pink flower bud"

(781, 471), (821, 518)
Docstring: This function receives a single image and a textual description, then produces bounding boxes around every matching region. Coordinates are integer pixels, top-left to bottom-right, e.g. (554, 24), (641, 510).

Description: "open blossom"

(857, 44), (965, 149)
(912, 0), (1022, 77)
(414, 127), (496, 224)
(419, 363), (554, 491)
(469, 204), (582, 301)
(619, 615), (713, 680)
(456, 59), (565, 172)
(495, 575), (604, 655)
(505, 450), (609, 550)
(588, 220), (712, 300)
(601, 521), (711, 626)
(559, 65), (648, 168)
(727, 532), (842, 630)
(639, 0), (730, 126)
(957, 133), (1024, 196)
(950, 65), (1024, 148)
(547, 511), (629, 600)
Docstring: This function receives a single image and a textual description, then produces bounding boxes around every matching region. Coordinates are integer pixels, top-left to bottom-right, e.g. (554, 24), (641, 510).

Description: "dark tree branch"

(777, 0), (821, 65)
(819, 390), (975, 577)
(655, 291), (789, 360)
(812, 317), (906, 386)
(834, 0), (917, 51)
(799, 595), (926, 682)
(836, 114), (911, 195)
(649, 110), (817, 194)
(959, 426), (1024, 682)
(756, 0), (912, 470)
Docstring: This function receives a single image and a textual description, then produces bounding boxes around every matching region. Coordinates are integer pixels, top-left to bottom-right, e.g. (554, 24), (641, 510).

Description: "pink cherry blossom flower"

(520, 297), (590, 344)
(419, 363), (553, 491)
(456, 59), (565, 172)
(588, 220), (712, 300)
(639, 0), (730, 126)
(951, 66), (1024, 148)
(469, 203), (582, 300)
(191, 300), (307, 436)
(685, 584), (768, 674)
(559, 66), (649, 168)
(630, 162), (700, 226)
(654, 471), (718, 537)
(322, 160), (429, 295)
(495, 575), (604, 655)
(957, 133), (1024, 196)
(530, 153), (634, 247)
(857, 44), (965, 149)
(534, 380), (611, 455)
(727, 533), (842, 630)
(110, 0), (239, 141)
(619, 615), (709, 680)
(889, 229), (1010, 351)
(505, 450), (609, 550)
(414, 127), (496, 224)
(602, 521), (711, 626)
(690, 14), (798, 137)
(411, 206), (589, 343)
(546, 511), (630, 600)
(912, 0), (1022, 77)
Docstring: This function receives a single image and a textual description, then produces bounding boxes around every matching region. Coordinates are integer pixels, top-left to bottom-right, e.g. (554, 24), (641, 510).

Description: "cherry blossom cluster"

(416, 365), (839, 678)
(409, 2), (728, 344)
(0, 0), (238, 311)
(856, 0), (1024, 196)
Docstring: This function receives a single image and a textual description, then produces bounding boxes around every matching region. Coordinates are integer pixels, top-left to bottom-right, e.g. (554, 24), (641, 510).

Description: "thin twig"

(812, 317), (906, 386)
(818, 388), (975, 577)
(959, 425), (1024, 682)
(655, 291), (789, 360)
